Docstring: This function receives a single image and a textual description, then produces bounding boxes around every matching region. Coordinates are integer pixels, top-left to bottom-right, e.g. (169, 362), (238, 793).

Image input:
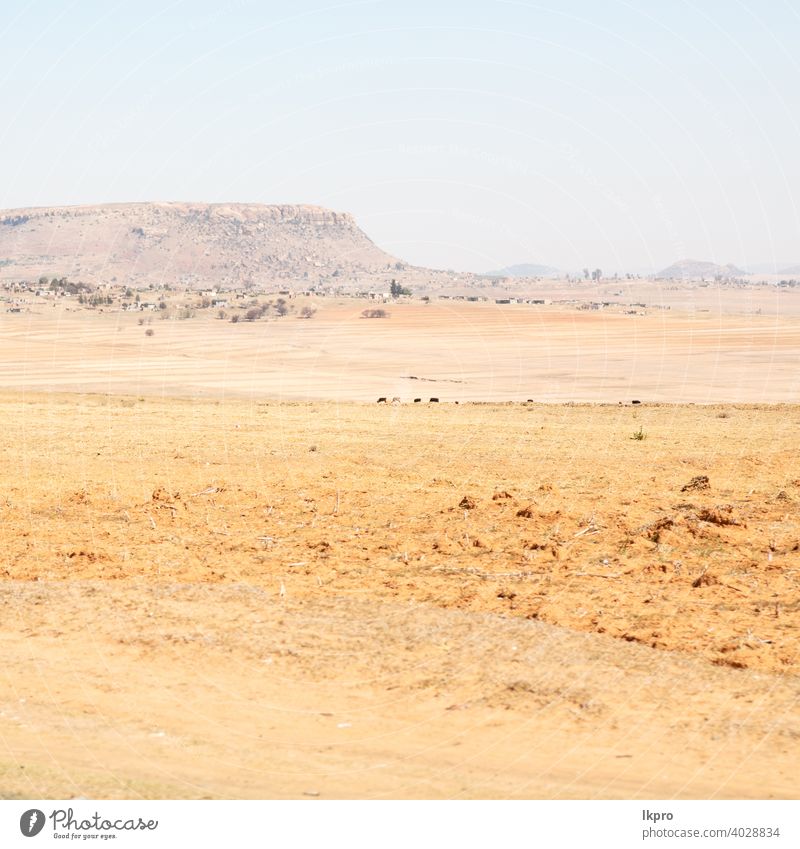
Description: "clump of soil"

(639, 516), (674, 542)
(692, 572), (719, 588)
(697, 506), (740, 526)
(681, 475), (710, 492)
(459, 496), (477, 510)
(151, 487), (177, 502)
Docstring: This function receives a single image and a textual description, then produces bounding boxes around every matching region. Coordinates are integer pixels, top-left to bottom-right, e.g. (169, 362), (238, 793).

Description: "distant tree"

(230, 314), (240, 323)
(275, 298), (289, 316)
(244, 307), (261, 321)
(217, 309), (227, 320)
(159, 300), (167, 310)
(390, 280), (412, 298)
(299, 306), (317, 319)
(592, 268), (602, 281)
(361, 308), (389, 319)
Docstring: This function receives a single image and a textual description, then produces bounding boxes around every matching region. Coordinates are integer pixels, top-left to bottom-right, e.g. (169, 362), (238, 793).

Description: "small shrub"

(631, 426), (647, 441)
(145, 328), (154, 337)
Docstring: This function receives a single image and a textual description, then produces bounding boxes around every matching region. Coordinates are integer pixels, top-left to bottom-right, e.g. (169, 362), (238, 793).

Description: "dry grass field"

(1, 391), (799, 799)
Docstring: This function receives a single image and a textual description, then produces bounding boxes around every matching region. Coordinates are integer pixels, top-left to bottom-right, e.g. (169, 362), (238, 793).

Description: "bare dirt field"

(2, 298), (800, 402)
(1, 393), (799, 799)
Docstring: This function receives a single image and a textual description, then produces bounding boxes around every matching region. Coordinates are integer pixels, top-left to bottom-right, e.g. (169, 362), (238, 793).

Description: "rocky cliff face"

(0, 202), (398, 288)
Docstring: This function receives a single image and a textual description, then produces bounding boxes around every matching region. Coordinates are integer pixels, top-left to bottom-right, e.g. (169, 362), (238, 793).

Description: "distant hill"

(482, 262), (559, 278)
(655, 259), (747, 280)
(779, 264), (800, 275)
(0, 202), (400, 289)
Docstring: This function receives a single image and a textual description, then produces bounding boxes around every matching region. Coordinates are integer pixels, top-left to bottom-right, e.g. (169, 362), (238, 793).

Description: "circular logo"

(19, 809), (46, 837)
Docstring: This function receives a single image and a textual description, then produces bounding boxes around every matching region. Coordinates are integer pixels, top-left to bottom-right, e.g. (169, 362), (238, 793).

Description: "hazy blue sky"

(2, 0), (798, 272)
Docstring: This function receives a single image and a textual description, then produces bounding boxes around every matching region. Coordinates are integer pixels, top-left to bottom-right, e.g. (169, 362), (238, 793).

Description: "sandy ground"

(1, 393), (799, 799)
(2, 299), (800, 402)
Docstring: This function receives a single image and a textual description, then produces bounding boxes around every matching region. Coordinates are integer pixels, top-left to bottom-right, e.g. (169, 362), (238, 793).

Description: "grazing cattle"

(429, 397), (439, 403)
(377, 397), (387, 403)
(632, 399), (641, 405)
(413, 398), (421, 403)
(526, 399), (533, 402)
(391, 396), (401, 405)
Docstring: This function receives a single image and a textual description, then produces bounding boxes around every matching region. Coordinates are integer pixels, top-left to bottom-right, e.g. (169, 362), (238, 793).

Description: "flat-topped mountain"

(0, 202), (399, 289)
(656, 259), (747, 280)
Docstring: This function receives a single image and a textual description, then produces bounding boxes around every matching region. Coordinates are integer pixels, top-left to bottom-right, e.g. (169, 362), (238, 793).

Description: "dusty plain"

(2, 294), (800, 402)
(1, 296), (799, 799)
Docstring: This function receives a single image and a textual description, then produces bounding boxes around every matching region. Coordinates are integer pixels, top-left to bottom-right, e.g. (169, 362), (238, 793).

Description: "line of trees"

(390, 280), (412, 297)
(43, 276), (93, 294)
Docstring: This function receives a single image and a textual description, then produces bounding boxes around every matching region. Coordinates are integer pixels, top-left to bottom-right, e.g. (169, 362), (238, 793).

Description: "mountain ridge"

(482, 262), (559, 278)
(655, 258), (747, 280)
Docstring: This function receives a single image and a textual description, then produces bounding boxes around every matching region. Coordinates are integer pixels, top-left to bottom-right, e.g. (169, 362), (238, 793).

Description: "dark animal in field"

(429, 397), (439, 403)
(377, 397), (387, 403)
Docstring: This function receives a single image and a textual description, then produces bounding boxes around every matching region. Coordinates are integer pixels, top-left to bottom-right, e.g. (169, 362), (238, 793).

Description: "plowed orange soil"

(1, 393), (799, 798)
